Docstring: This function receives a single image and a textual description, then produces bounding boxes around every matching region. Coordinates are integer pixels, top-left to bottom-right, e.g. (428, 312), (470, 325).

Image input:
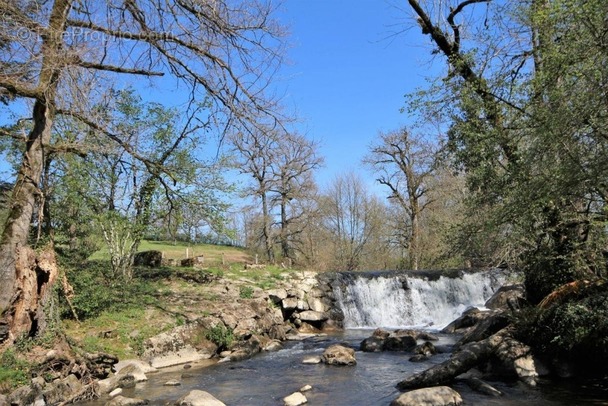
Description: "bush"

(204, 325), (234, 349)
(516, 283), (608, 373)
(239, 286), (254, 299)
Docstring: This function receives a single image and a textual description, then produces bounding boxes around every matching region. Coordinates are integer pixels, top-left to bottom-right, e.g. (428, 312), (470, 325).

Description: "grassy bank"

(0, 241), (297, 393)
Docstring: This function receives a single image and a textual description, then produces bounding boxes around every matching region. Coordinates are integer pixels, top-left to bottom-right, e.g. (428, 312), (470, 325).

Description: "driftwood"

(396, 327), (537, 390)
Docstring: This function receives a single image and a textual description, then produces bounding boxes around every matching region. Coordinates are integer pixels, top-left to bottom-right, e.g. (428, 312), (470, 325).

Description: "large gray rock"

(384, 335), (417, 351)
(391, 386), (463, 406)
(322, 344), (356, 366)
(485, 284), (526, 310)
(175, 390), (226, 406)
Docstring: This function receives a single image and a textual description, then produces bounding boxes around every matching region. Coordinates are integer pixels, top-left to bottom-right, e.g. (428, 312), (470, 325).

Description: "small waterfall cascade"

(332, 269), (510, 329)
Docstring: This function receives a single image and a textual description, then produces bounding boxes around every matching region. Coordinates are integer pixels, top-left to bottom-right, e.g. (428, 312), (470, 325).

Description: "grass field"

(89, 240), (254, 265)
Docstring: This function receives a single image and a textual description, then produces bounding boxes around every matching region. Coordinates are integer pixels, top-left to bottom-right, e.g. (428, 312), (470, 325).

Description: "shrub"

(204, 325), (234, 349)
(239, 286), (254, 299)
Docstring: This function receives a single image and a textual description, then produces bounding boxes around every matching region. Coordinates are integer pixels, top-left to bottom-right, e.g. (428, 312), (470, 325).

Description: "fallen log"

(396, 327), (538, 390)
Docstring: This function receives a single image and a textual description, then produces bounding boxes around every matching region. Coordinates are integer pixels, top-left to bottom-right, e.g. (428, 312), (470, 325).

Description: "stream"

(84, 329), (608, 405)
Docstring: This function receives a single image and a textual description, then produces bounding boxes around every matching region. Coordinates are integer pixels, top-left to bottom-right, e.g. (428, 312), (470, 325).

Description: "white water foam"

(333, 270), (508, 329)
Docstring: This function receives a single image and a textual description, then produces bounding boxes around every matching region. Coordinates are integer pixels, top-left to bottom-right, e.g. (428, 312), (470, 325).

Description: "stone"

(372, 328), (391, 339)
(390, 386), (463, 406)
(413, 341), (437, 357)
(283, 391), (307, 406)
(133, 250), (163, 267)
(384, 335), (417, 351)
(298, 311), (328, 322)
(485, 284), (526, 310)
(409, 354), (430, 362)
(42, 374), (82, 405)
(164, 380), (181, 386)
(302, 356), (322, 364)
(109, 388), (123, 398)
(149, 346), (211, 369)
(299, 385), (312, 392)
(267, 288), (288, 303)
(282, 297), (298, 310)
(105, 396), (149, 406)
(360, 336), (385, 352)
(176, 390), (226, 406)
(322, 344), (356, 366)
(296, 299), (310, 311)
(307, 297), (327, 313)
(116, 364), (149, 382)
(263, 340), (283, 352)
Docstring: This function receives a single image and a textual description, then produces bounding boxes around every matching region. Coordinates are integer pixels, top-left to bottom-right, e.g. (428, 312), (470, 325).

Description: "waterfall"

(332, 269), (510, 329)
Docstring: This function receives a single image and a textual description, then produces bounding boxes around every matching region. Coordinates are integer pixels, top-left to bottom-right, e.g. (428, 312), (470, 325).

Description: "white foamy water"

(333, 269), (508, 329)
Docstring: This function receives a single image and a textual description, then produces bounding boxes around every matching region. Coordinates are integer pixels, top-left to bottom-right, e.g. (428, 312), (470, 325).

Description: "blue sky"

(0, 1), (442, 195)
(278, 1), (440, 189)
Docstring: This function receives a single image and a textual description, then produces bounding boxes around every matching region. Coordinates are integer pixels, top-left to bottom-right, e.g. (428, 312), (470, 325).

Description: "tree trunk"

(0, 101), (58, 343)
(261, 192), (274, 263)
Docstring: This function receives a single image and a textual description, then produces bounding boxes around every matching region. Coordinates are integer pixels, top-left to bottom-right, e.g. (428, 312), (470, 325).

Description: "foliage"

(516, 285), (608, 373)
(204, 325), (234, 350)
(239, 286), (254, 299)
(405, 0), (608, 298)
(0, 349), (30, 392)
(63, 260), (159, 320)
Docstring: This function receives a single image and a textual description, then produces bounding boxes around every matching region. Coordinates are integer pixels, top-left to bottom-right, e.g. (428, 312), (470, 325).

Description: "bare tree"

(270, 133), (322, 262)
(230, 129), (279, 262)
(0, 0), (285, 343)
(364, 128), (436, 270)
(322, 172), (386, 271)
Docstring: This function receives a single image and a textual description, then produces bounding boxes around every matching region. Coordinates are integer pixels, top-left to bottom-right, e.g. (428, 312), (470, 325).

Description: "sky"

(276, 1), (441, 190)
(0, 1), (444, 196)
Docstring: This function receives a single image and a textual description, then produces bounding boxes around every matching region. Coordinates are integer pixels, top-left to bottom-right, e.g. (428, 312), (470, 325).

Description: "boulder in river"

(322, 344), (356, 366)
(175, 390), (226, 406)
(283, 391), (307, 406)
(390, 386), (463, 406)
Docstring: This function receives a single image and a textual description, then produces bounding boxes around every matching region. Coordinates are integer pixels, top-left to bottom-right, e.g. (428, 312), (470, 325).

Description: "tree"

(404, 0), (608, 299)
(270, 133), (322, 262)
(365, 128), (436, 270)
(0, 0), (285, 343)
(230, 128), (279, 262)
(321, 172), (387, 271)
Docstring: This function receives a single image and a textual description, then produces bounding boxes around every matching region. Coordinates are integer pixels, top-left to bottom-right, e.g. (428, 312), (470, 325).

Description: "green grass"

(63, 307), (172, 359)
(89, 240), (252, 265)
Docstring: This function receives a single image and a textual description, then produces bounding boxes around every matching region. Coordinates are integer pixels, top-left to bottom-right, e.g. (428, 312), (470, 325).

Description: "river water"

(83, 270), (608, 405)
(100, 329), (608, 405)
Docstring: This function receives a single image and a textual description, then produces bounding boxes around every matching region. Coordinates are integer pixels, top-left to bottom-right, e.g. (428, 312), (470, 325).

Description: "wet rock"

(391, 386), (463, 406)
(360, 336), (385, 352)
(116, 364), (148, 383)
(302, 356), (322, 364)
(105, 396), (149, 406)
(109, 388), (123, 398)
(263, 340), (283, 352)
(416, 332), (439, 341)
(299, 384), (312, 392)
(373, 328), (391, 339)
(385, 335), (417, 352)
(175, 389), (226, 406)
(414, 342), (437, 357)
(409, 354), (430, 362)
(322, 344), (356, 366)
(463, 377), (503, 397)
(164, 380), (181, 386)
(283, 391), (307, 406)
